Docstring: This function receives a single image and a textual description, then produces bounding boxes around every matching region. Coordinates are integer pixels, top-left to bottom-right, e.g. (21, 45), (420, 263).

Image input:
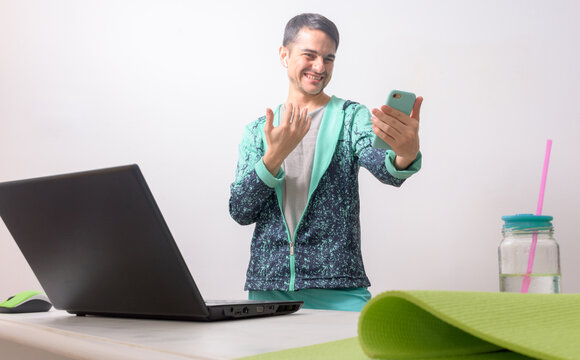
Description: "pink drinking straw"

(521, 139), (552, 293)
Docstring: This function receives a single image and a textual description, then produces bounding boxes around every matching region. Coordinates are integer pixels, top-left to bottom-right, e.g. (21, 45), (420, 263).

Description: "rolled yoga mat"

(239, 291), (580, 360)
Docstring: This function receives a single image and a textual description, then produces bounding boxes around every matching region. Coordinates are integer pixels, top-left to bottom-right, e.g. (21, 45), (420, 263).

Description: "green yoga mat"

(239, 291), (580, 360)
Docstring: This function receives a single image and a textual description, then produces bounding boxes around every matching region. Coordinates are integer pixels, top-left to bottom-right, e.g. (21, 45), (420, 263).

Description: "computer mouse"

(0, 290), (52, 313)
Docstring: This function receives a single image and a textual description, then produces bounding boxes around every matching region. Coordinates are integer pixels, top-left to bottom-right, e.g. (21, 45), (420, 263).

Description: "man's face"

(281, 28), (336, 96)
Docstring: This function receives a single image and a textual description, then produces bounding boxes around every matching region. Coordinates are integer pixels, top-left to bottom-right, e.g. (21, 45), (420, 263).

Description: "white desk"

(0, 309), (359, 359)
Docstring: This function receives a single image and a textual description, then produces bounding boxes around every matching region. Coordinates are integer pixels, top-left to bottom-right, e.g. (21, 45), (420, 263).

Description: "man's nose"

(312, 57), (324, 72)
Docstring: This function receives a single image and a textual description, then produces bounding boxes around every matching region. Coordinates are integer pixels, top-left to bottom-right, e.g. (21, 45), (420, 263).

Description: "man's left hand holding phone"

(371, 93), (423, 170)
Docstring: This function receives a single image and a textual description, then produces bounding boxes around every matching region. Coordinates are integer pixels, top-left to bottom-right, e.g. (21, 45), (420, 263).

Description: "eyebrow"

(301, 48), (336, 60)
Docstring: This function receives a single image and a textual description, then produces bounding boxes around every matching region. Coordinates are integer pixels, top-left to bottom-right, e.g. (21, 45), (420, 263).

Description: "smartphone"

(372, 90), (416, 150)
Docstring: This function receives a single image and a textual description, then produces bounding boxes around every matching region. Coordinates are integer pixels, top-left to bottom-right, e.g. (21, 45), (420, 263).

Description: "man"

(229, 13), (422, 311)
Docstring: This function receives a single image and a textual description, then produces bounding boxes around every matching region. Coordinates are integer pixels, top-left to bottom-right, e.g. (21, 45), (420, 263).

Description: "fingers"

(371, 114), (397, 145)
(283, 103), (309, 129)
(264, 108), (274, 134)
(266, 108), (274, 123)
(372, 97), (421, 133)
(282, 103), (294, 125)
(263, 104), (312, 167)
(297, 107), (310, 131)
(372, 122), (396, 145)
(378, 105), (408, 124)
(371, 107), (403, 137)
(411, 96), (423, 121)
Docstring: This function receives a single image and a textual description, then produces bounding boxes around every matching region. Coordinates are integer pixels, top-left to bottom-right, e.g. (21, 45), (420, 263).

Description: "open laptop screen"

(0, 165), (211, 319)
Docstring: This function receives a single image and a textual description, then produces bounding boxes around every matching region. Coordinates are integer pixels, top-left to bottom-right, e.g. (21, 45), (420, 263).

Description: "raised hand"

(263, 103), (311, 175)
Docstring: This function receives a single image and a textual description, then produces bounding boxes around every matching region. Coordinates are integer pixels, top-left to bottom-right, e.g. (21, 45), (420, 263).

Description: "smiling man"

(229, 13), (423, 311)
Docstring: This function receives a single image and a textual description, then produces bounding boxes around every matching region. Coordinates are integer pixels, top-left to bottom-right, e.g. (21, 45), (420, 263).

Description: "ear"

(279, 46), (289, 68)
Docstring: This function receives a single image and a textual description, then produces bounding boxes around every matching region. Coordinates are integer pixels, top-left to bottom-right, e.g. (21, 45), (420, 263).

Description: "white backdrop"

(1, 0), (579, 301)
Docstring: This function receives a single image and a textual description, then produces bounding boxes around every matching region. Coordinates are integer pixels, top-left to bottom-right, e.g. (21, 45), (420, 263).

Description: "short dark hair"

(283, 13), (339, 50)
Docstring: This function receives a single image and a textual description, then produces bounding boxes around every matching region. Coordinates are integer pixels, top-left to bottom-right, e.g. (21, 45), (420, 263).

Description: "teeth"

(305, 74), (322, 80)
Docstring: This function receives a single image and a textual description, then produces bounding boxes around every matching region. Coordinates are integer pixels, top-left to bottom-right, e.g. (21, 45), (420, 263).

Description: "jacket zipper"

(288, 219), (303, 292)
(279, 205), (297, 292)
(289, 240), (295, 291)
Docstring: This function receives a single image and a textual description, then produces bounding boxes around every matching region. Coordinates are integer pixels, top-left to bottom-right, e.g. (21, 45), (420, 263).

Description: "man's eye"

(304, 53), (315, 59)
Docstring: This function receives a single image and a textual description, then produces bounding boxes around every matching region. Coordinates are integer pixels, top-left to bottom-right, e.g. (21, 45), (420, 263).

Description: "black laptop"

(0, 165), (302, 321)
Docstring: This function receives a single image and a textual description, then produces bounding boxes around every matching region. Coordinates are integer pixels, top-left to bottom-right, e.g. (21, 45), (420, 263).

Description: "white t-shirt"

(280, 105), (326, 239)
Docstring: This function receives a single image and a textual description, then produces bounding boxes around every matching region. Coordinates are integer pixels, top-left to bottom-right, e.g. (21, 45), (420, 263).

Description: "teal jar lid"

(502, 214), (553, 230)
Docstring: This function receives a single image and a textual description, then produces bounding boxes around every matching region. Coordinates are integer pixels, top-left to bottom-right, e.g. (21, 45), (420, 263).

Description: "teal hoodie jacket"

(229, 96), (421, 291)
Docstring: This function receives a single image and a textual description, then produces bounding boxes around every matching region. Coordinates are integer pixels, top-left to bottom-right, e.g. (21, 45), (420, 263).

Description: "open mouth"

(304, 72), (324, 82)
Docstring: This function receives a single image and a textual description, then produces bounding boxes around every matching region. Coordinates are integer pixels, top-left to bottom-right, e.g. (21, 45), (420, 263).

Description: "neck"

(286, 89), (331, 111)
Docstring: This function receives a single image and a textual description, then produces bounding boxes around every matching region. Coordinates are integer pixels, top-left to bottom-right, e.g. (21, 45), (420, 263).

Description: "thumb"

(411, 96), (423, 121)
(264, 108), (274, 134)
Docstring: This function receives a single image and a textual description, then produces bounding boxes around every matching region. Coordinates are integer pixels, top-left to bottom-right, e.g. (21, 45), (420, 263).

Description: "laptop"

(0, 165), (303, 321)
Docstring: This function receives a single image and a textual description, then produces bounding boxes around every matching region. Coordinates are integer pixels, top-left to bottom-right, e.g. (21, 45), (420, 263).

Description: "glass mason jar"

(498, 214), (561, 293)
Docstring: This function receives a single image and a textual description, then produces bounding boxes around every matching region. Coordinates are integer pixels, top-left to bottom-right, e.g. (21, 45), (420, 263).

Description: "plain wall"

(1, 0), (579, 301)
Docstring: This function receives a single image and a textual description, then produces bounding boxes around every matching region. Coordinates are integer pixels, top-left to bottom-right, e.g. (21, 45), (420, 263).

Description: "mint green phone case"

(372, 90), (416, 150)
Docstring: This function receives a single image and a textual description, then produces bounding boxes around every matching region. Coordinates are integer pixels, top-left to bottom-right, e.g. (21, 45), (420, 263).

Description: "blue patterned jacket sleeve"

(349, 104), (421, 184)
(229, 117), (279, 225)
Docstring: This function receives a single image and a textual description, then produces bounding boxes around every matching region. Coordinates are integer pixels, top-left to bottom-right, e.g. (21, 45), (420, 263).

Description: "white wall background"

(1, 0), (579, 301)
